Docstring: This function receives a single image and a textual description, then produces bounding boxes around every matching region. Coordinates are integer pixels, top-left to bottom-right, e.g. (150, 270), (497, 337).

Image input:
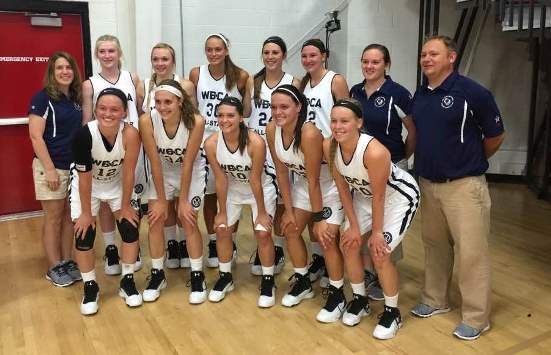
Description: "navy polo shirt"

(29, 89), (83, 170)
(350, 76), (412, 162)
(412, 71), (504, 180)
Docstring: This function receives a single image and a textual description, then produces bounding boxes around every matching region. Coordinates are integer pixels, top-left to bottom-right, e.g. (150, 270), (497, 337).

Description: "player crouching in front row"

(203, 96), (277, 307)
(71, 87), (142, 315)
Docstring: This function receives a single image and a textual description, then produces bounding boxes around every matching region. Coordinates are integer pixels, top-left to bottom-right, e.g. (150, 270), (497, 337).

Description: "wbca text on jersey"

(197, 65), (242, 134)
(249, 73), (294, 137)
(151, 109), (188, 169)
(303, 70), (337, 138)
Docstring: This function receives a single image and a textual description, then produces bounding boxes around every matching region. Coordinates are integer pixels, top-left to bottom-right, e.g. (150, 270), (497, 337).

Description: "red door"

(0, 12), (86, 215)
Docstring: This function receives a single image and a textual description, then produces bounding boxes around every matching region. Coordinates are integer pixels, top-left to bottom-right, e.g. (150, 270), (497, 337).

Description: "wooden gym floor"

(1, 182), (550, 355)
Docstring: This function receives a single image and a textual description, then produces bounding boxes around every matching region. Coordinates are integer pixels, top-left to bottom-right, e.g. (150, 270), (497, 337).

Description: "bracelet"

(312, 210), (325, 222)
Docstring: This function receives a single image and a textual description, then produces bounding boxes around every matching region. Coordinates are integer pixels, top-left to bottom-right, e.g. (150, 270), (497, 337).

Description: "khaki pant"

(420, 176), (491, 329)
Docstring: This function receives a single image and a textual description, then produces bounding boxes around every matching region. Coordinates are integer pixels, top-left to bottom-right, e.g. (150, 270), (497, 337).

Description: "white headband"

(206, 33), (229, 48)
(273, 87), (299, 102)
(154, 85), (182, 98)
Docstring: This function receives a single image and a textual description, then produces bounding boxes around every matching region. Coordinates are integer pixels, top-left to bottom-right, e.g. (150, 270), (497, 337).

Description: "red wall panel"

(0, 13), (85, 215)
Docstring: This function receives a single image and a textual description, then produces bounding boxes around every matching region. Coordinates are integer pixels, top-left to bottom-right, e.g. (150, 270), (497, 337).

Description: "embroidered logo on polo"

(374, 96), (386, 108)
(383, 232), (393, 244)
(441, 95), (454, 109)
(321, 207), (332, 219)
(191, 196), (201, 208)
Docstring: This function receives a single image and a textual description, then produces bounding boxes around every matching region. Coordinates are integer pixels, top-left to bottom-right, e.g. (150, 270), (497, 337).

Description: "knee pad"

(75, 225), (96, 251)
(117, 218), (139, 243)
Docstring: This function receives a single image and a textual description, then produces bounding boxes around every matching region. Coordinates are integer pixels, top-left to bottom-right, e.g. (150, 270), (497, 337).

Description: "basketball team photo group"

(26, 26), (507, 346)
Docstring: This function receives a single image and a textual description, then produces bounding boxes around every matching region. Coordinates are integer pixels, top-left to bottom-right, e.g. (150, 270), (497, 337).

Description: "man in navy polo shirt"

(409, 35), (505, 341)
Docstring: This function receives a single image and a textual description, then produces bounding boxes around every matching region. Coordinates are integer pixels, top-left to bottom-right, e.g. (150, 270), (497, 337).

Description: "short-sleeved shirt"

(29, 89), (83, 170)
(412, 71), (505, 180)
(350, 77), (412, 162)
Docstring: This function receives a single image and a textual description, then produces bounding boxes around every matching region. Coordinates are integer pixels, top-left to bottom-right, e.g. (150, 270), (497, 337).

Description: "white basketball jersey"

(196, 65), (242, 137)
(249, 73), (293, 137)
(88, 120), (125, 198)
(142, 74), (181, 113)
(336, 133), (414, 199)
(303, 70), (337, 138)
(216, 131), (274, 200)
(274, 125), (333, 187)
(151, 110), (189, 173)
(90, 70), (139, 128)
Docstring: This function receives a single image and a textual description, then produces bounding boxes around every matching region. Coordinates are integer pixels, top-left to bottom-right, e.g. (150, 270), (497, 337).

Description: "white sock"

(81, 269), (96, 283)
(262, 265), (275, 275)
(179, 226), (186, 242)
(219, 261), (232, 273)
(274, 235), (285, 248)
(121, 263), (133, 276)
(164, 225), (177, 248)
(310, 242), (322, 256)
(351, 282), (366, 296)
(190, 256), (203, 271)
(384, 292), (399, 308)
(329, 278), (344, 289)
(208, 233), (216, 242)
(103, 231), (116, 246)
(294, 266), (308, 276)
(151, 257), (164, 270)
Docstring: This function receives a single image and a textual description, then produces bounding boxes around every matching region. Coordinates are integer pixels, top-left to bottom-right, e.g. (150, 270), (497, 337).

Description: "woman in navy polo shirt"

(349, 44), (416, 300)
(350, 44), (416, 169)
(29, 51), (83, 287)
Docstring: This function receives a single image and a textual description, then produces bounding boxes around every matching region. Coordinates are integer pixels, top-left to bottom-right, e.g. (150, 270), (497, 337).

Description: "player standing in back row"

(300, 38), (349, 287)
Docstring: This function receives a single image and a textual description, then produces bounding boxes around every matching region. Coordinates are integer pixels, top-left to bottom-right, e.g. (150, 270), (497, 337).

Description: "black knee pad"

(117, 218), (139, 243)
(75, 225), (96, 251)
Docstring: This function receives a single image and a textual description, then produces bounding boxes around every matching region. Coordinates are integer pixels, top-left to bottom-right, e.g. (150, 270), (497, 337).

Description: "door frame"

(0, 0), (92, 77)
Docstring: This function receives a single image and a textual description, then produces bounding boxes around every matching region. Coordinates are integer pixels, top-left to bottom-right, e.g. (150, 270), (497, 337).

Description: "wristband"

(312, 211), (325, 222)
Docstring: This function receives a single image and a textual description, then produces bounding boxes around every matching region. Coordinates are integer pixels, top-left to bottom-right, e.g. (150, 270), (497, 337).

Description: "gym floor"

(1, 182), (550, 354)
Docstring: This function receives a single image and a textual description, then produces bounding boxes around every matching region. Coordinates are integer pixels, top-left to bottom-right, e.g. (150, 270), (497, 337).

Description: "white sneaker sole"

(251, 265), (262, 276)
(80, 295), (99, 316)
(342, 308), (370, 327)
(143, 279), (167, 302)
(119, 289), (143, 307)
(104, 264), (122, 276)
(258, 294), (276, 308)
(316, 303), (345, 323)
(165, 259), (180, 269)
(373, 321), (402, 340)
(206, 258), (219, 268)
(189, 291), (207, 304)
(281, 289), (314, 307)
(208, 283), (234, 302)
(180, 258), (191, 268)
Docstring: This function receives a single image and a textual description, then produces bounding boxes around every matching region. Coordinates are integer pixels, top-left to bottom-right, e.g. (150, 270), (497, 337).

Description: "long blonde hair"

(146, 43), (177, 109)
(95, 34), (123, 69)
